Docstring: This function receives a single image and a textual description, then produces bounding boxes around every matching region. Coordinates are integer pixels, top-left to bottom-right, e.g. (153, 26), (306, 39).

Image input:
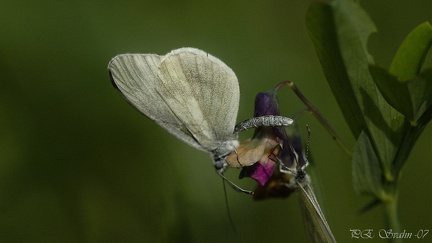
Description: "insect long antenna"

(222, 180), (237, 234)
(305, 125), (311, 161)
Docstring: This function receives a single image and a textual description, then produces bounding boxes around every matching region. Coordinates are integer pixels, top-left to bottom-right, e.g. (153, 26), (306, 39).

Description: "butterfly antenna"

(305, 125), (311, 160)
(222, 180), (237, 234)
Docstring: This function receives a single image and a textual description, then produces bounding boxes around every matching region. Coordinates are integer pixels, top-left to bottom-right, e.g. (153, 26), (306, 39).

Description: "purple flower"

(227, 83), (308, 193)
(226, 88), (286, 185)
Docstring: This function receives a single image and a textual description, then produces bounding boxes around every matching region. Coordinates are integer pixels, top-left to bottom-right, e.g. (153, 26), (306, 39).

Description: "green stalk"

(277, 81), (353, 158)
(383, 190), (401, 243)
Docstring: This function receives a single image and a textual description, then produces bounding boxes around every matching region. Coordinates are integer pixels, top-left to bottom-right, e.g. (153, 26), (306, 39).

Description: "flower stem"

(276, 81), (353, 158)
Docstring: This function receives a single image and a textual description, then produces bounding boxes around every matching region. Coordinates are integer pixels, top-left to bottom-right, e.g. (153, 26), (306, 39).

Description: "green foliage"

(352, 131), (385, 198)
(306, 0), (431, 234)
(389, 22), (432, 81)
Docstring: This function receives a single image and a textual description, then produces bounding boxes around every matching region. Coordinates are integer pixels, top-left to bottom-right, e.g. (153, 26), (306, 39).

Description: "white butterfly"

(108, 48), (246, 187)
(109, 47), (295, 194)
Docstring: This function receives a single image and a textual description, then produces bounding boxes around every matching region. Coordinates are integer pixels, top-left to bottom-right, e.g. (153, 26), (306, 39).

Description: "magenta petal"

(250, 160), (276, 186)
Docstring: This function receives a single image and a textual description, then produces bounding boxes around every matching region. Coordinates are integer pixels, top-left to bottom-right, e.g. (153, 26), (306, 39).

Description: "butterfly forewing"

(108, 48), (239, 153)
(109, 54), (163, 115)
(157, 48), (239, 151)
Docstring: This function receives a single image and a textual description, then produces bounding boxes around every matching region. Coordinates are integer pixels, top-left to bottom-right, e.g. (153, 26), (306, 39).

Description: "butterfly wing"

(108, 48), (239, 152)
(298, 180), (337, 243)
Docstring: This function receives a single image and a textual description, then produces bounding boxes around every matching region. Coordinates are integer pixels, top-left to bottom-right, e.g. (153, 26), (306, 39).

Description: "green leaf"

(307, 0), (405, 179)
(409, 69), (432, 123)
(369, 65), (411, 119)
(306, 2), (364, 138)
(390, 22), (432, 81)
(420, 36), (432, 72)
(352, 131), (385, 198)
(370, 65), (432, 123)
(331, 1), (404, 171)
(416, 68), (432, 126)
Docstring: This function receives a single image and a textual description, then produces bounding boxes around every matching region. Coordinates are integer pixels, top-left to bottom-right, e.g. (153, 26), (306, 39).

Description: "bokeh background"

(1, 0), (430, 242)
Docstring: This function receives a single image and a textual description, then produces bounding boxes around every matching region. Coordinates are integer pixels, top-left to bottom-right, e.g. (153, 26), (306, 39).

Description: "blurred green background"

(1, 0), (430, 242)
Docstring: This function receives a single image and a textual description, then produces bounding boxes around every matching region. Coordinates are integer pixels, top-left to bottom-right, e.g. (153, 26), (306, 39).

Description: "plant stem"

(383, 192), (401, 243)
(276, 81), (353, 158)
